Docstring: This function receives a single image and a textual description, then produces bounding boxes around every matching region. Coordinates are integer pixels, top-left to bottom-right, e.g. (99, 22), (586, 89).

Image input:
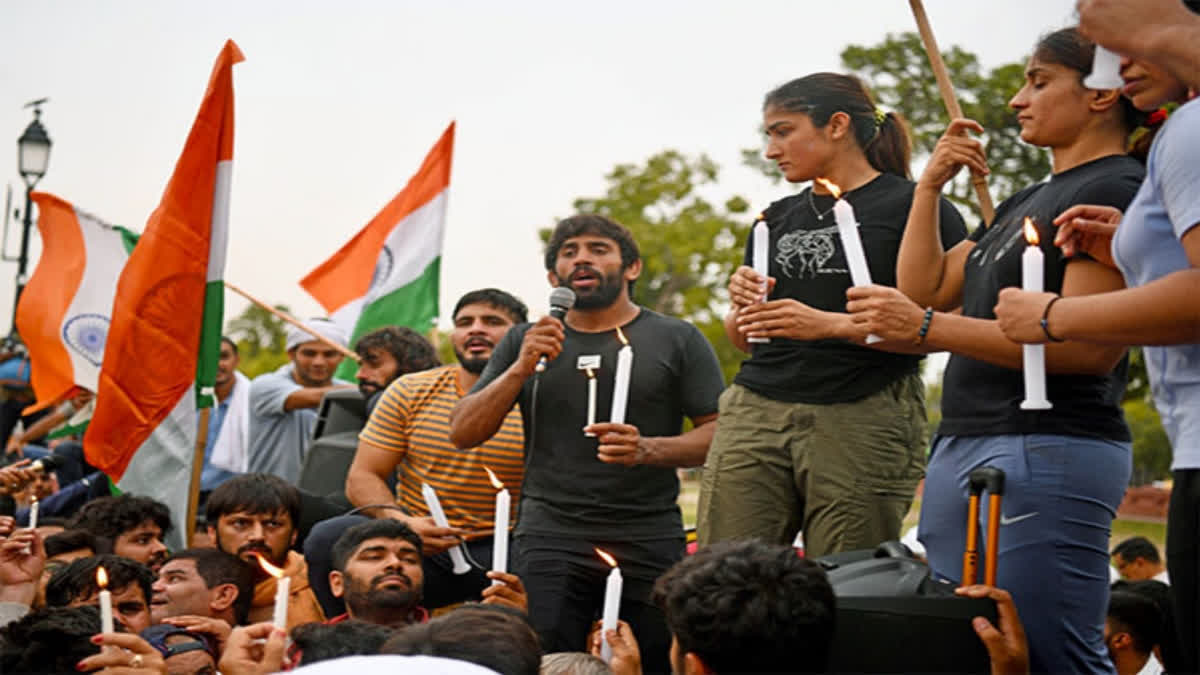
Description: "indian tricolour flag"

(15, 193), (136, 412)
(301, 122), (454, 378)
(84, 40), (243, 549)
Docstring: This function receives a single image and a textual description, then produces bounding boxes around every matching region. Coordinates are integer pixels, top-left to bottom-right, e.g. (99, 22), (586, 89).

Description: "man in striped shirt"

(346, 288), (528, 609)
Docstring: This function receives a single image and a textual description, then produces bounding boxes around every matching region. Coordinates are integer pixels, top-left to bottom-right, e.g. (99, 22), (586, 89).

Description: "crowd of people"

(1, 0), (1199, 672)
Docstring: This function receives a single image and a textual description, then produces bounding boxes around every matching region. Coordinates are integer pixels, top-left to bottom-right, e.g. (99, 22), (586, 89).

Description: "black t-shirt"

(473, 308), (724, 541)
(733, 172), (968, 403)
(939, 154), (1145, 440)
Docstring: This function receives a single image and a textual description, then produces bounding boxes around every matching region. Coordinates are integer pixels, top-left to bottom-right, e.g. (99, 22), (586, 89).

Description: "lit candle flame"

(596, 548), (618, 568)
(585, 367), (595, 379)
(484, 466), (504, 490)
(815, 178), (842, 199)
(254, 553), (285, 579)
(96, 566), (108, 588)
(615, 327), (628, 346)
(755, 212), (766, 223)
(1023, 217), (1039, 246)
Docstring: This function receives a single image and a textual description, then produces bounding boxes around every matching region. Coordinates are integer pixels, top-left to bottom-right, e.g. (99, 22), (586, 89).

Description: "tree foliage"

(225, 303), (291, 378)
(547, 150), (752, 381)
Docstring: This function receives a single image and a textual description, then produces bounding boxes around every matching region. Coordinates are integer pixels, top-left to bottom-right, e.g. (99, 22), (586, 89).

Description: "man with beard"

(247, 318), (356, 483)
(326, 519), (427, 626)
(205, 473), (325, 629)
(197, 337), (251, 501)
(344, 288), (527, 610)
(68, 494), (171, 573)
(449, 215), (724, 672)
(352, 326), (440, 407)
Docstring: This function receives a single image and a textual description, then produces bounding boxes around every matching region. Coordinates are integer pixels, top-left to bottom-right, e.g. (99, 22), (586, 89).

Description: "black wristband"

(915, 307), (934, 345)
(1040, 295), (1065, 343)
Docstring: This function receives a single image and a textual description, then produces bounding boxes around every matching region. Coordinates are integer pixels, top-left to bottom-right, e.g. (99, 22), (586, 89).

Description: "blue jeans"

(919, 434), (1130, 675)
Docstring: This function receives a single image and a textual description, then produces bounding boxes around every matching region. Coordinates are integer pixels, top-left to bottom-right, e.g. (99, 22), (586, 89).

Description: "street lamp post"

(13, 100), (52, 332)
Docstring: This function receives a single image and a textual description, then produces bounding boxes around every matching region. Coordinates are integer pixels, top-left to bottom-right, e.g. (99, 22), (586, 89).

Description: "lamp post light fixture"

(12, 99), (51, 331)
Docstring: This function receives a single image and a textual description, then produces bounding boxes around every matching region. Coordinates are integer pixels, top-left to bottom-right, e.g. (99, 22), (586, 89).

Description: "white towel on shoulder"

(210, 370), (251, 473)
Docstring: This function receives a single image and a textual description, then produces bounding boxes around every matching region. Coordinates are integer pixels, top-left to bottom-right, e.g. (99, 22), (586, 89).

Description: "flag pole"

(224, 281), (360, 362)
(184, 406), (210, 546)
(908, 0), (996, 225)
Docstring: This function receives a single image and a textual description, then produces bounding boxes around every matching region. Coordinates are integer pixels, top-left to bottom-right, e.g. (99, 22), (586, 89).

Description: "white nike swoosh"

(999, 512), (1039, 526)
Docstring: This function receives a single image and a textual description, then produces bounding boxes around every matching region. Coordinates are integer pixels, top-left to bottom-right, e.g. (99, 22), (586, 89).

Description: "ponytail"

(764, 72), (913, 179)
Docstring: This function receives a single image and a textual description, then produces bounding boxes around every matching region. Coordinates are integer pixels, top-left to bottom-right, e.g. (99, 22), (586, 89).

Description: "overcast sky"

(0, 0), (1077, 333)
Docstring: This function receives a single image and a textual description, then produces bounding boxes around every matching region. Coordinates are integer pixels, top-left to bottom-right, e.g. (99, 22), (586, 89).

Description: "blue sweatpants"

(919, 434), (1130, 675)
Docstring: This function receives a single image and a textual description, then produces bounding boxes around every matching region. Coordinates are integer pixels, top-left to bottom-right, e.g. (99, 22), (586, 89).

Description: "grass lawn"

(678, 478), (1166, 552)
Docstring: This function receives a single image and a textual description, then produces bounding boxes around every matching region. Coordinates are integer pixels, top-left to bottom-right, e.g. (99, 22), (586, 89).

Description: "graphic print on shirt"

(969, 222), (1023, 267)
(775, 224), (845, 278)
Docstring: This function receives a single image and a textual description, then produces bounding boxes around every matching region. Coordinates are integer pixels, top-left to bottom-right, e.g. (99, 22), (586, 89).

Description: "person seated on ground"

(289, 620), (395, 667)
(141, 623), (220, 675)
(540, 651), (611, 675)
(205, 474), (324, 629)
(150, 548), (255, 631)
(652, 539), (835, 674)
(44, 554), (154, 633)
(0, 605), (107, 674)
(380, 604), (542, 675)
(1107, 589), (1163, 675)
(36, 529), (107, 608)
(327, 518), (528, 628)
(68, 494), (172, 573)
(1113, 537), (1170, 583)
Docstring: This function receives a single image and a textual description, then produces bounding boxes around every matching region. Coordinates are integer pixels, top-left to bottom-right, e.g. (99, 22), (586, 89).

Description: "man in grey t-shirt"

(247, 318), (355, 483)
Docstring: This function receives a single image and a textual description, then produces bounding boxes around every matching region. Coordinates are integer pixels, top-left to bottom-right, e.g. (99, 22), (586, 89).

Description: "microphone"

(535, 287), (576, 373)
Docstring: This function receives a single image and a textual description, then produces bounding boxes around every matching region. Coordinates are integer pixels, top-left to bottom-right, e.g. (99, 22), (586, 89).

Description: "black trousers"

(1168, 469), (1200, 673)
(515, 533), (683, 675)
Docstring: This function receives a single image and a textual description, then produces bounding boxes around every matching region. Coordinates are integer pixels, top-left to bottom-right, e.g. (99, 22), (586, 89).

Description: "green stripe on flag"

(115, 226), (140, 255)
(195, 280), (224, 408)
(335, 257), (441, 381)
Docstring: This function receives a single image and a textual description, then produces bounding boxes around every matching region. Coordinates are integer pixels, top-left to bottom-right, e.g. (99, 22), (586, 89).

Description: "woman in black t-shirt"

(696, 73), (966, 558)
(847, 29), (1142, 674)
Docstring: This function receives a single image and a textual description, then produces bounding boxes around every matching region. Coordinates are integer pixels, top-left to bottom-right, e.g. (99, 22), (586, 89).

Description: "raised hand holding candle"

(96, 566), (114, 633)
(609, 328), (633, 425)
(255, 554), (291, 629)
(485, 468), (510, 583)
(1084, 46), (1124, 89)
(817, 178), (881, 344)
(422, 483), (471, 574)
(596, 548), (623, 664)
(1019, 218), (1052, 410)
(749, 215), (771, 344)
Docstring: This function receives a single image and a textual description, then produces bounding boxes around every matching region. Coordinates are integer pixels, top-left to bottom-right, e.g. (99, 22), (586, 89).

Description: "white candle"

(610, 329), (633, 425)
(422, 483), (471, 574)
(585, 368), (597, 435)
(273, 576), (290, 629)
(491, 487), (510, 582)
(597, 551), (623, 664)
(1084, 46), (1124, 89)
(28, 497), (38, 530)
(821, 180), (882, 344)
(97, 567), (113, 633)
(1019, 219), (1052, 410)
(749, 218), (771, 344)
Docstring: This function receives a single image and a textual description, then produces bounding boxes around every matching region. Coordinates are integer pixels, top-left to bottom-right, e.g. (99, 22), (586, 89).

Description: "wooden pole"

(224, 281), (360, 363)
(184, 406), (210, 546)
(908, 0), (996, 225)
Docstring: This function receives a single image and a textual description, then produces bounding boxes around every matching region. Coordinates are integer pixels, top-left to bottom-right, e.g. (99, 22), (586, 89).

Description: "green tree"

(546, 150), (752, 381)
(1123, 399), (1172, 485)
(225, 303), (292, 378)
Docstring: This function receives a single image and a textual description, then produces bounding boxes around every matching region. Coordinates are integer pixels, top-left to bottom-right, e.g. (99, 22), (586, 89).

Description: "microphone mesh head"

(549, 286), (577, 310)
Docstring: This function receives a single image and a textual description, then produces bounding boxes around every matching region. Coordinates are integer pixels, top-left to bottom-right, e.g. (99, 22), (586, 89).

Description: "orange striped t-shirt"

(359, 364), (524, 535)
